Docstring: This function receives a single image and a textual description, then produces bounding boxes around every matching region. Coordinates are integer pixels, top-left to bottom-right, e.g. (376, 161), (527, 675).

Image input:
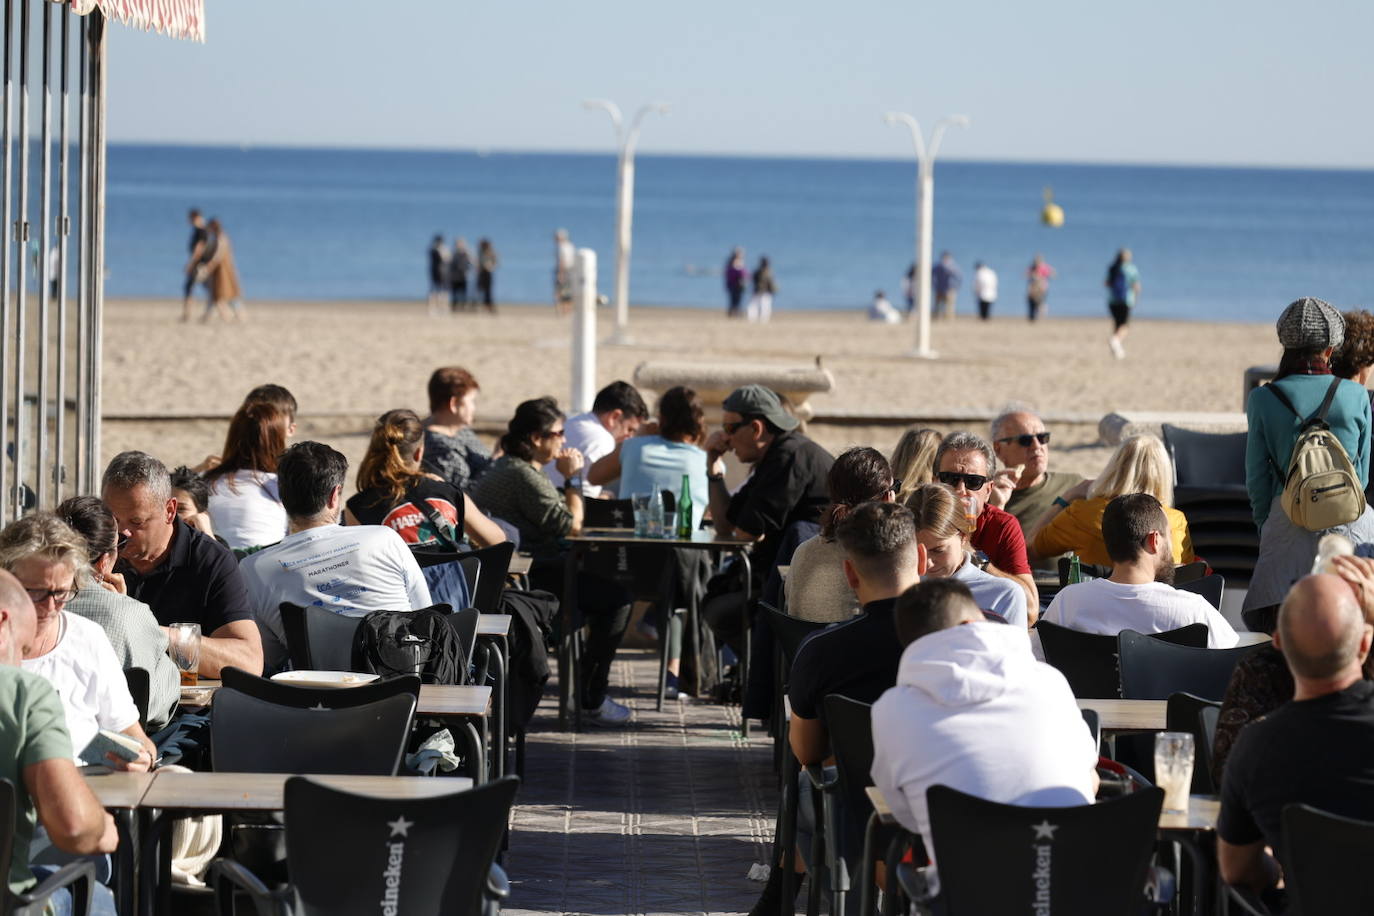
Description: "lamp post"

(883, 112), (970, 359)
(583, 99), (670, 346)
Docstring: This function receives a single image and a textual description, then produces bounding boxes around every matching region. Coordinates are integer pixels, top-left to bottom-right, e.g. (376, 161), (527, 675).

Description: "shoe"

(664, 672), (681, 701)
(1109, 338), (1125, 359)
(747, 864), (802, 916)
(582, 696), (632, 727)
(636, 618), (660, 642)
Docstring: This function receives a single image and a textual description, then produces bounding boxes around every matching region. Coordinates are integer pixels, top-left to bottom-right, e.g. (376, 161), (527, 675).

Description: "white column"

(610, 153), (634, 343)
(571, 248), (597, 414)
(915, 160), (935, 357)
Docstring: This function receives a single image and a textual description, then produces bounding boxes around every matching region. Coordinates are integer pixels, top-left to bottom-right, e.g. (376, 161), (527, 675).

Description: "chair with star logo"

(210, 775), (519, 915)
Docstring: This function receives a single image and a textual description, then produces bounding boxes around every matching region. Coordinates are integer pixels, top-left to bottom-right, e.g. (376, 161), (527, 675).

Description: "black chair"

(0, 778), (97, 916)
(448, 606), (480, 685)
(816, 695), (882, 916)
(1173, 560), (1208, 586)
(1037, 621), (1208, 699)
(1166, 692), (1222, 794)
(211, 775), (519, 916)
(459, 541), (516, 613)
(1177, 572), (1225, 610)
(1117, 630), (1256, 701)
(915, 784), (1164, 915)
(1162, 424), (1248, 488)
(1282, 803), (1374, 916)
(123, 666), (151, 727)
(279, 603), (364, 671)
(219, 666), (422, 710)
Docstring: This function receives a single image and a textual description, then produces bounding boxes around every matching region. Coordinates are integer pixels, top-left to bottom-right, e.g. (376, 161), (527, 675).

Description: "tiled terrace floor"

(505, 648), (778, 916)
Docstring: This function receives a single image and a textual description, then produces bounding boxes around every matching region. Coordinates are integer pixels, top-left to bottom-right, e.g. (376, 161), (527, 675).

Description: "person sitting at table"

(785, 447), (897, 623)
(546, 380), (649, 498)
(101, 451), (262, 679)
(1032, 494), (1237, 659)
(422, 366), (494, 492)
(985, 406), (1083, 553)
(344, 408), (507, 549)
(240, 441), (432, 674)
(55, 496), (181, 731)
(472, 397), (633, 727)
(201, 398), (291, 551)
(0, 568), (119, 915)
(871, 578), (1098, 863)
(906, 482), (1030, 628)
(168, 465), (217, 541)
(1218, 572), (1374, 905)
(1025, 433), (1196, 569)
(888, 427), (942, 504)
(0, 512), (156, 771)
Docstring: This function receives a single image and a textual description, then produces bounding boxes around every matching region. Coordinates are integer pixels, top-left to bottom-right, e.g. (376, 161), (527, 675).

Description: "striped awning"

(68, 0), (204, 43)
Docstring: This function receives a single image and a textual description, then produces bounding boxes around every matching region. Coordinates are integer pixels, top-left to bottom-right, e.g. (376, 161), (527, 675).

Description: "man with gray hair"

(1218, 573), (1374, 899)
(102, 450), (261, 677)
(986, 405), (1082, 543)
(934, 431), (1037, 608)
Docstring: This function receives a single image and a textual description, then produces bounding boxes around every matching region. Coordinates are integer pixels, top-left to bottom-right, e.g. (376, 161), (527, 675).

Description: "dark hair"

(1101, 493), (1168, 565)
(1332, 309), (1374, 380)
(500, 398), (564, 461)
(56, 495), (119, 561)
(356, 409), (426, 503)
(188, 208), (201, 219)
(591, 381), (648, 421)
(204, 401), (290, 482)
(835, 501), (917, 579)
(169, 465), (211, 514)
(894, 579), (979, 647)
(1273, 346), (1331, 382)
(658, 386), (705, 443)
(242, 384), (298, 421)
(101, 450), (171, 503)
(821, 447), (894, 540)
(276, 441), (348, 519)
(427, 366), (480, 413)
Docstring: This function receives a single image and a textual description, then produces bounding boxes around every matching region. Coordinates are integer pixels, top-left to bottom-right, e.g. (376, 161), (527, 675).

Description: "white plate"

(270, 670), (379, 689)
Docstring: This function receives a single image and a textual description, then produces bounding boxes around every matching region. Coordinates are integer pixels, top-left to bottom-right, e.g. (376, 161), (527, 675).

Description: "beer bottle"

(676, 474), (694, 539)
(1067, 552), (1082, 585)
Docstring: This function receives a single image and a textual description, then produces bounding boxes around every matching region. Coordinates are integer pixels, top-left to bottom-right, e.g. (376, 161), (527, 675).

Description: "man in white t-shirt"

(241, 442), (432, 674)
(545, 380), (648, 498)
(871, 578), (1098, 858)
(1031, 493), (1238, 660)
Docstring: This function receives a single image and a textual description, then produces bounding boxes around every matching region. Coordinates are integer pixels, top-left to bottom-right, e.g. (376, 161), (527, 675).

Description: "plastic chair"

(1162, 424), (1248, 488)
(1036, 621), (1208, 699)
(448, 606), (480, 685)
(1282, 803), (1374, 916)
(1173, 560), (1208, 586)
(1166, 692), (1222, 794)
(1117, 630), (1256, 701)
(0, 778), (97, 916)
(463, 541), (516, 613)
(1177, 572), (1225, 610)
(279, 603), (365, 671)
(814, 695), (878, 916)
(219, 666), (421, 710)
(123, 666), (150, 727)
(211, 775), (518, 916)
(916, 784), (1164, 915)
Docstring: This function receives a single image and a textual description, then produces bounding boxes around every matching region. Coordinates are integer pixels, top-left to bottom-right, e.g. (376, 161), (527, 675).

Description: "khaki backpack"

(1266, 379), (1366, 531)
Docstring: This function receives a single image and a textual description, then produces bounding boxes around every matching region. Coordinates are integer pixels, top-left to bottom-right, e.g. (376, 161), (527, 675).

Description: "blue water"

(105, 145), (1374, 321)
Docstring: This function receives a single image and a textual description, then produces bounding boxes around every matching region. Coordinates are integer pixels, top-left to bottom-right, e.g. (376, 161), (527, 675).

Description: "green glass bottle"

(1066, 552), (1082, 585)
(676, 473), (694, 539)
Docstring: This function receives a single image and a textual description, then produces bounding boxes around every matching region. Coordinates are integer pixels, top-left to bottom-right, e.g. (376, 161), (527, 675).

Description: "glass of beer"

(169, 622), (201, 686)
(1154, 731), (1195, 815)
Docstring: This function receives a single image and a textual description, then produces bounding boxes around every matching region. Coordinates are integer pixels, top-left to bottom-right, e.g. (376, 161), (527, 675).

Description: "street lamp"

(883, 111), (970, 359)
(583, 99), (670, 345)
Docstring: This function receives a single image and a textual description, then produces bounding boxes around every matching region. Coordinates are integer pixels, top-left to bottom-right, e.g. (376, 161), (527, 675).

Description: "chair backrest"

(1177, 573), (1225, 610)
(762, 603), (827, 672)
(1165, 692), (1222, 794)
(926, 784), (1163, 915)
(823, 695), (876, 871)
(1173, 561), (1208, 586)
(1038, 621), (1210, 699)
(448, 606), (480, 683)
(1162, 423), (1248, 488)
(211, 688), (415, 775)
(284, 775), (519, 916)
(580, 498), (676, 600)
(1117, 630), (1256, 701)
(219, 666), (422, 710)
(123, 667), (151, 726)
(462, 541), (515, 612)
(280, 603), (364, 671)
(1283, 804), (1374, 915)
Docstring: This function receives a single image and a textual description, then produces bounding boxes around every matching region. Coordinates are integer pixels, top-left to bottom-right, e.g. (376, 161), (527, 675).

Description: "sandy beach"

(101, 298), (1280, 484)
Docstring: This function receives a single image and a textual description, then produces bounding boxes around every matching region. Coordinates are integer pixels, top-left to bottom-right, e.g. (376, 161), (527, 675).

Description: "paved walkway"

(505, 648), (778, 916)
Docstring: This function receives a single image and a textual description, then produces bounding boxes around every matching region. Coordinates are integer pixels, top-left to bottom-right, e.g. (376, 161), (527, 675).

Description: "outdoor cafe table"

(1076, 699), (1167, 733)
(84, 770), (157, 916)
(564, 528), (755, 732)
(137, 771), (473, 916)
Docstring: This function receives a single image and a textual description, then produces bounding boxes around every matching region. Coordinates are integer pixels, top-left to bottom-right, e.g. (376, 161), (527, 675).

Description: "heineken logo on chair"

(1030, 819), (1057, 914)
(379, 816), (413, 915)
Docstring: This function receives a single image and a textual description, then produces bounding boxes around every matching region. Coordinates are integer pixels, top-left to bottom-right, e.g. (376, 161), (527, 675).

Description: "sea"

(105, 144), (1374, 322)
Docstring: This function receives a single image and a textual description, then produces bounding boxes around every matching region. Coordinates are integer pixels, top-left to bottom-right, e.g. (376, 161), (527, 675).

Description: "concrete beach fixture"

(632, 361), (835, 425)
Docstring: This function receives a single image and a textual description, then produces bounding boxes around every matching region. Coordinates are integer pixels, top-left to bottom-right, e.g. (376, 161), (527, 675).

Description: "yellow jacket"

(1030, 496), (1195, 568)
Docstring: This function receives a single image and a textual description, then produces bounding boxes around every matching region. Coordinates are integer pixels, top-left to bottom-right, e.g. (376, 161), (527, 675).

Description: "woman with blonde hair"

(906, 482), (1030, 627)
(344, 408), (506, 549)
(202, 400), (290, 550)
(1026, 433), (1194, 568)
(888, 428), (943, 502)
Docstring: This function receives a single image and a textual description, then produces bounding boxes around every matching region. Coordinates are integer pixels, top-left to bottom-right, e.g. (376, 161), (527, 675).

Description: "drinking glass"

(646, 491), (665, 538)
(1154, 731), (1195, 815)
(632, 493), (652, 537)
(169, 622), (202, 686)
(959, 494), (979, 530)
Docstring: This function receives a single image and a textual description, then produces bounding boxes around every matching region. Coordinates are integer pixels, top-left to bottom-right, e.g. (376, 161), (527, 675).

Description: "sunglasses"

(937, 471), (990, 491)
(995, 432), (1051, 448)
(540, 428), (566, 440)
(722, 420), (750, 435)
(25, 587), (78, 605)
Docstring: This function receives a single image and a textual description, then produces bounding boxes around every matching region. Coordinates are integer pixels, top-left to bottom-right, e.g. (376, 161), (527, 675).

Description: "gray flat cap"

(1277, 297), (1344, 350)
(722, 384), (799, 432)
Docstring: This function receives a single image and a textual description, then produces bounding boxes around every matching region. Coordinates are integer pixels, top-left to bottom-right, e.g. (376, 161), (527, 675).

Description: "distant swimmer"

(1105, 248), (1141, 359)
(1026, 254), (1055, 322)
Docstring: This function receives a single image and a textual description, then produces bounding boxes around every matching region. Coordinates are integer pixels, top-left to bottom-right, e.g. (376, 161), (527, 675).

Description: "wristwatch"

(973, 550), (991, 571)
(1052, 496), (1071, 509)
(564, 476), (583, 491)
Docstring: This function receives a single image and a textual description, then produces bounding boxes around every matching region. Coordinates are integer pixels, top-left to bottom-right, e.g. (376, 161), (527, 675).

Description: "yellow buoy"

(1040, 186), (1064, 227)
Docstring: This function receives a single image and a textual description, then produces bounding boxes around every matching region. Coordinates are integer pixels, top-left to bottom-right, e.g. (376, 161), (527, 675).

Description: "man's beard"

(1154, 554), (1176, 586)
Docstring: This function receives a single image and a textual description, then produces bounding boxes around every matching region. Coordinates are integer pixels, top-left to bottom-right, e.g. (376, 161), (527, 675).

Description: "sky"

(105, 0), (1374, 168)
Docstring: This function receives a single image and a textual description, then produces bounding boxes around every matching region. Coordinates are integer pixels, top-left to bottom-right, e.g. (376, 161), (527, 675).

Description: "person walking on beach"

(427, 234), (449, 317)
(724, 247), (747, 317)
(932, 251), (962, 319)
(973, 261), (998, 321)
(1105, 248), (1141, 358)
(476, 238), (499, 313)
(554, 229), (575, 316)
(201, 218), (244, 322)
(903, 262), (916, 314)
(746, 256), (775, 323)
(1026, 253), (1055, 321)
(181, 209), (209, 322)
(449, 237), (472, 312)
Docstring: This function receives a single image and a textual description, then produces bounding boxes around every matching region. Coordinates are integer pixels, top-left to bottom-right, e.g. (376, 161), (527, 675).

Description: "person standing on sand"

(746, 256), (775, 323)
(1105, 248), (1141, 358)
(201, 218), (244, 323)
(724, 247), (747, 317)
(476, 238), (499, 313)
(553, 229), (575, 316)
(449, 238), (472, 312)
(973, 261), (998, 321)
(426, 235), (448, 317)
(1026, 253), (1054, 321)
(932, 251), (962, 319)
(181, 209), (208, 322)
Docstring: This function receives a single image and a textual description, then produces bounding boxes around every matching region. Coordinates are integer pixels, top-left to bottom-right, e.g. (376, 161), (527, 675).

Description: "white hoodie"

(870, 621), (1097, 858)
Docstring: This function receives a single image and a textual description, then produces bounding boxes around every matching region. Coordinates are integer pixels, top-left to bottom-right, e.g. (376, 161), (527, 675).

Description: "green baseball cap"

(722, 384), (799, 432)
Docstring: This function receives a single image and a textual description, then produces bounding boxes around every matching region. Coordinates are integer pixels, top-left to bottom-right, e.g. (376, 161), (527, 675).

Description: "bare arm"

(25, 758), (118, 855)
(113, 722), (157, 772)
(985, 564), (1038, 619)
(565, 489), (584, 537)
(1217, 837), (1280, 892)
(197, 619), (264, 678)
(462, 494), (506, 548)
(586, 444), (622, 487)
(789, 713), (828, 767)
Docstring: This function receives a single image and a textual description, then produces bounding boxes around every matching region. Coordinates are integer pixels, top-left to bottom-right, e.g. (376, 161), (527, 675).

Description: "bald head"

(1278, 574), (1371, 682)
(0, 568), (35, 665)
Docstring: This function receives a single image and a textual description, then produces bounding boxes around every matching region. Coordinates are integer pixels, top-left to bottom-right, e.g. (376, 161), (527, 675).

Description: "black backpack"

(353, 605), (466, 685)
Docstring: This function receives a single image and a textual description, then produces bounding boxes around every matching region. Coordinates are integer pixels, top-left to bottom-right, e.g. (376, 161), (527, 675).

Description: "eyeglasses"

(722, 420), (749, 435)
(25, 587), (78, 605)
(540, 428), (566, 440)
(937, 471), (990, 491)
(995, 432), (1051, 448)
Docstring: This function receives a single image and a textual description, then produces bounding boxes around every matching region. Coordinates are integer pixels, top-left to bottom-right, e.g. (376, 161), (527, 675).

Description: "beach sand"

(102, 298), (1279, 482)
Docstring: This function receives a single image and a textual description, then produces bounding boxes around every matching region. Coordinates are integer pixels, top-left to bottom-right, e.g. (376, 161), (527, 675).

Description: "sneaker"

(636, 618), (660, 643)
(664, 672), (681, 701)
(582, 696), (632, 727)
(1109, 337), (1125, 359)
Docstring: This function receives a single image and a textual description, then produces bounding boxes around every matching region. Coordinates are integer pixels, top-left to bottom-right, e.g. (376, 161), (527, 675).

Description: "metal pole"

(74, 9), (87, 493)
(36, 0), (50, 508)
(54, 0), (67, 502)
(14, 0), (30, 519)
(82, 9), (102, 489)
(570, 248), (596, 414)
(609, 144), (629, 343)
(0, 0), (14, 525)
(915, 158), (933, 357)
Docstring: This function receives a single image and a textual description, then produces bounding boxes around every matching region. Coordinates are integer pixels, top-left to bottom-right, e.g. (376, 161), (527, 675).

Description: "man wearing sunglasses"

(987, 409), (1083, 549)
(934, 432), (1038, 611)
